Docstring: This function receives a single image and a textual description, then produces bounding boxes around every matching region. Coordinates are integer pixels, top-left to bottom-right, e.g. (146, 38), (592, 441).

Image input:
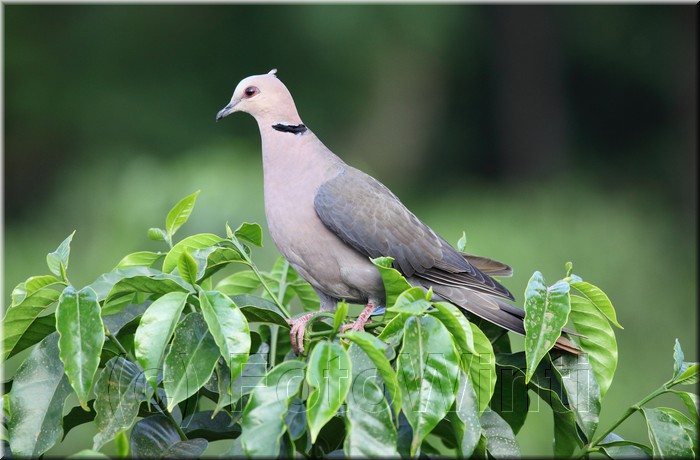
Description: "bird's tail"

(429, 284), (583, 354)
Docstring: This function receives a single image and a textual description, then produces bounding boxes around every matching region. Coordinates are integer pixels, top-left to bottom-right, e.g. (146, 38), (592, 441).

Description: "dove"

(216, 69), (580, 355)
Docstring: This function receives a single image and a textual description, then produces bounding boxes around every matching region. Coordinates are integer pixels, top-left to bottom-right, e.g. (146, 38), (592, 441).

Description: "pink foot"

(340, 302), (376, 334)
(287, 312), (315, 354)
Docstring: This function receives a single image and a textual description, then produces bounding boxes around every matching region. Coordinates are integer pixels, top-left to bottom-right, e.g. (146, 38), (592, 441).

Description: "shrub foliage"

(2, 192), (697, 458)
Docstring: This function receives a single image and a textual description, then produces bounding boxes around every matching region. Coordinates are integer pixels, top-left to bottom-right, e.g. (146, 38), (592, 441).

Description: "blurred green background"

(3, 4), (697, 457)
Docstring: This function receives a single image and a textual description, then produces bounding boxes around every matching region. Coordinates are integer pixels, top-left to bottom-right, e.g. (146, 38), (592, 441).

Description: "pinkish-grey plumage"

(217, 70), (580, 354)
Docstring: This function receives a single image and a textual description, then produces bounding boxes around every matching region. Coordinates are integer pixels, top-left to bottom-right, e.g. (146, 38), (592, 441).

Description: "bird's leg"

(340, 301), (376, 334)
(287, 312), (315, 355)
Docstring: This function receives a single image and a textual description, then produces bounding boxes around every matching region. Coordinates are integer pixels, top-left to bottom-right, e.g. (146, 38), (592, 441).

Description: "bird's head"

(216, 69), (302, 125)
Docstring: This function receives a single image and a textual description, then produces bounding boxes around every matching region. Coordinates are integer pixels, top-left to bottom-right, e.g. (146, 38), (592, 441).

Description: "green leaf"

(344, 376), (399, 457)
(234, 221), (263, 246)
(343, 331), (402, 417)
(378, 312), (409, 346)
(177, 250), (198, 286)
(162, 233), (224, 273)
(192, 245), (247, 281)
(371, 257), (412, 307)
(92, 357), (151, 450)
(492, 362), (529, 434)
(241, 360), (306, 457)
(306, 341), (352, 443)
(134, 291), (189, 389)
(105, 273), (191, 305)
(598, 433), (652, 458)
(641, 407), (695, 458)
(430, 301), (476, 354)
(669, 390), (699, 425)
(2, 287), (61, 361)
(62, 400), (96, 440)
(46, 231), (76, 279)
(460, 322), (497, 414)
(8, 333), (72, 457)
(114, 430), (129, 458)
(165, 190), (200, 239)
(673, 338), (685, 378)
(569, 295), (618, 398)
(234, 294), (289, 327)
(523, 272), (571, 383)
(11, 274), (63, 306)
(130, 414), (208, 458)
(181, 411), (241, 441)
(56, 286), (105, 410)
(67, 449), (111, 459)
(199, 290), (251, 384)
(333, 301), (349, 332)
(498, 352), (583, 456)
(213, 351), (267, 416)
(674, 364), (700, 386)
(570, 280), (623, 329)
(86, 266), (158, 300)
(216, 270), (262, 296)
(397, 315), (460, 456)
(388, 286), (432, 314)
(451, 371), (481, 458)
(163, 312), (219, 411)
(6, 314), (56, 360)
(147, 227), (168, 242)
(115, 251), (164, 269)
(480, 409), (521, 458)
(552, 353), (601, 441)
(289, 279), (321, 311)
(457, 231), (467, 252)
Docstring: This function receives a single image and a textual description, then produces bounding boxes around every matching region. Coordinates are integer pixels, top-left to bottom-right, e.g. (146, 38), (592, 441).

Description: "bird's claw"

(287, 312), (315, 355)
(340, 302), (376, 335)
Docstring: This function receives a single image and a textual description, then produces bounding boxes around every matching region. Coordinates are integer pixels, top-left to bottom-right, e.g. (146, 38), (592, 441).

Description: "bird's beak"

(216, 99), (239, 121)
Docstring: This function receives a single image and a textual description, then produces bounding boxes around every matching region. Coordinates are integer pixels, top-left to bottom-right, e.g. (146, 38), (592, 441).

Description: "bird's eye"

(244, 86), (259, 98)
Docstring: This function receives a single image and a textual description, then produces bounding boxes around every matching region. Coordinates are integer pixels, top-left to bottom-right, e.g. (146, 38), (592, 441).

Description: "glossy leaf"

(523, 272), (571, 383)
(457, 231), (468, 252)
(289, 279), (321, 311)
(241, 360), (306, 457)
(570, 280), (623, 328)
(343, 331), (401, 416)
(213, 352), (267, 415)
(163, 312), (219, 411)
(162, 233), (223, 273)
(147, 227), (168, 242)
(492, 362), (529, 434)
(2, 287), (61, 361)
(199, 290), (251, 383)
(11, 274), (63, 306)
(130, 414), (208, 458)
(673, 338), (685, 377)
(451, 371), (481, 458)
(460, 322), (497, 414)
(115, 251), (164, 269)
(371, 257), (412, 307)
(67, 449), (110, 459)
(193, 246), (247, 281)
(397, 315), (460, 456)
(306, 341), (352, 443)
(62, 400), (96, 440)
(92, 357), (151, 450)
(333, 301), (349, 332)
(177, 250), (198, 286)
(344, 376), (399, 457)
(56, 286), (105, 410)
(673, 362), (699, 386)
(8, 333), (72, 457)
(480, 409), (521, 458)
(134, 291), (189, 389)
(216, 270), (261, 296)
(86, 266), (159, 300)
(6, 314), (56, 360)
(234, 294), (289, 326)
(598, 433), (652, 458)
(165, 190), (200, 239)
(234, 221), (263, 246)
(46, 231), (75, 279)
(669, 390), (699, 425)
(569, 295), (618, 398)
(641, 407), (695, 458)
(388, 286), (432, 314)
(105, 273), (191, 305)
(181, 411), (240, 441)
(552, 353), (601, 440)
(430, 301), (476, 354)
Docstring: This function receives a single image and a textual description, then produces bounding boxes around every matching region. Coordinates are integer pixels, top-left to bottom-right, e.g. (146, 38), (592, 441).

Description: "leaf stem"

(585, 382), (671, 453)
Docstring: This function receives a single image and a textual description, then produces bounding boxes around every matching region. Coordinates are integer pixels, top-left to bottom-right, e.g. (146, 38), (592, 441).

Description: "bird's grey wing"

(313, 168), (513, 300)
(461, 253), (513, 277)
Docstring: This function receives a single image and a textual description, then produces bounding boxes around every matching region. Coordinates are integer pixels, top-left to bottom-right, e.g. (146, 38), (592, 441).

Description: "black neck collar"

(271, 123), (307, 135)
